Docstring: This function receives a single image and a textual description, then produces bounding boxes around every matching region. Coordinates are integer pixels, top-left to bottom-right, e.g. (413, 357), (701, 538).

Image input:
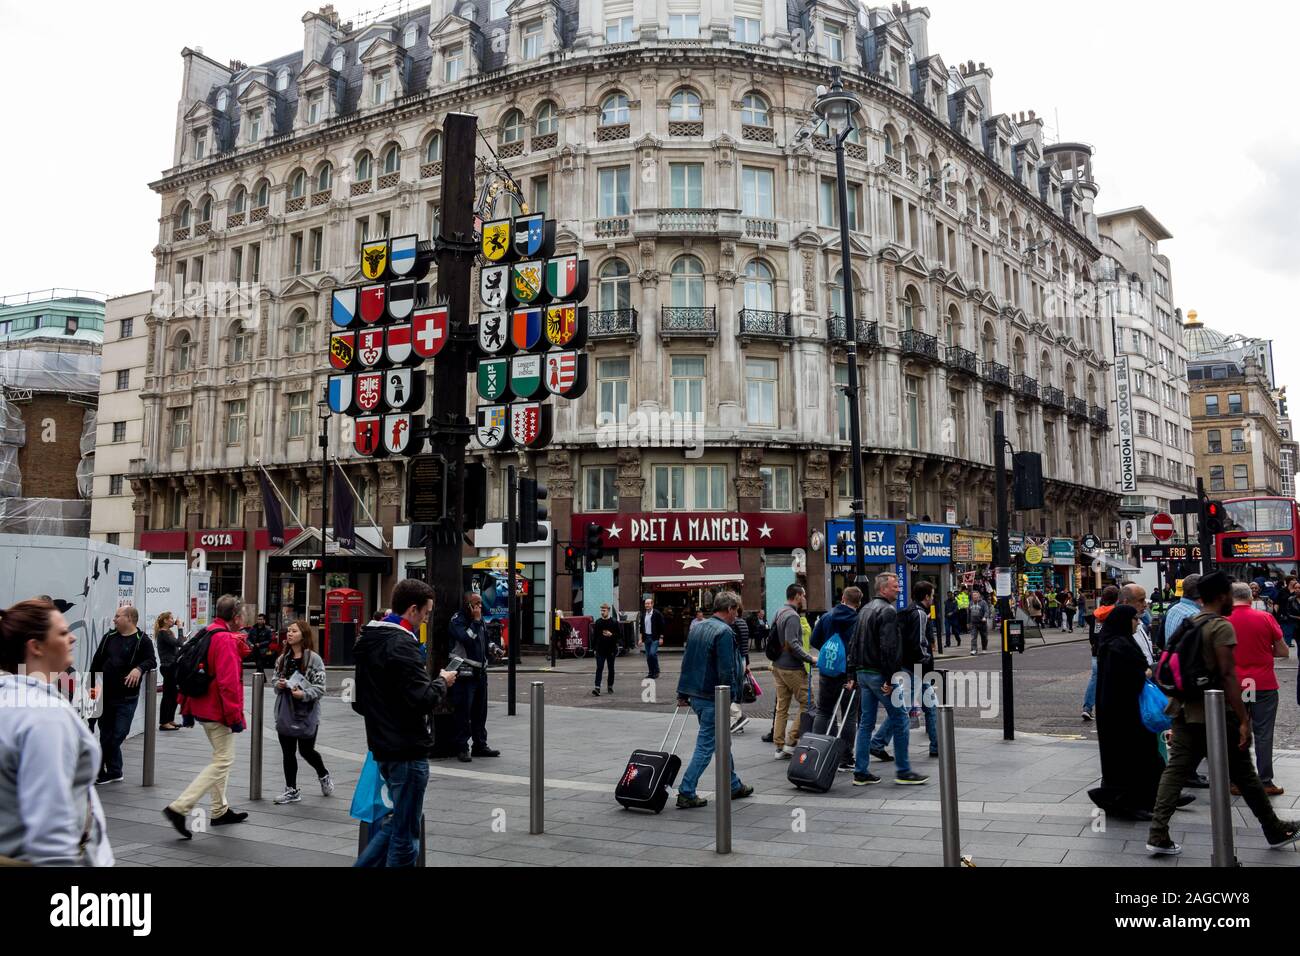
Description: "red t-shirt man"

(1229, 603), (1284, 692)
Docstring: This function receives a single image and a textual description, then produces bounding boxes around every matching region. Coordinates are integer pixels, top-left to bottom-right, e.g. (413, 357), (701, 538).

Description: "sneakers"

(95, 772), (124, 785)
(274, 787), (302, 805)
(761, 730), (774, 743)
(676, 794), (708, 809)
(1146, 836), (1182, 856)
(853, 772), (882, 786)
(970, 649), (979, 657)
(730, 716), (751, 735)
(895, 771), (930, 786)
(591, 688), (601, 697)
(774, 747), (792, 760)
(837, 762), (855, 773)
(1176, 794), (1196, 809)
(1266, 822), (1300, 849)
(210, 809), (248, 826)
(1081, 710), (1094, 722)
(731, 784), (754, 800)
(869, 747), (894, 763)
(606, 687), (615, 695)
(162, 806), (192, 840)
(320, 774), (335, 797)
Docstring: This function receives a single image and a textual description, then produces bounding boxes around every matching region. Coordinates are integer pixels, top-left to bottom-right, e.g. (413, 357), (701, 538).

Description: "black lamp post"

(317, 389), (331, 626)
(814, 67), (868, 589)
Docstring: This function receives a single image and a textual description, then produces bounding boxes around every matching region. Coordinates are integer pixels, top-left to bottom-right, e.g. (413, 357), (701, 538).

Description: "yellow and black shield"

(481, 219), (511, 262)
(361, 240), (389, 280)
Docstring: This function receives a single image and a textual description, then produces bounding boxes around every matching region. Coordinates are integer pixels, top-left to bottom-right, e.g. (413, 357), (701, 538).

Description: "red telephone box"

(325, 588), (364, 665)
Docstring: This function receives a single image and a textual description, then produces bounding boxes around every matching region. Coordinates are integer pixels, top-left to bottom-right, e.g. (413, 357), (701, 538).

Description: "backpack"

(173, 625), (219, 698)
(1153, 618), (1221, 702)
(765, 607), (792, 662)
(1149, 615), (1167, 653)
(817, 632), (846, 677)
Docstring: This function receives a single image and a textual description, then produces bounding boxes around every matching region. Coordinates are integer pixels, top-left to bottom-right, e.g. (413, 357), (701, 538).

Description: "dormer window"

(967, 112), (977, 133)
(522, 20), (543, 59)
(331, 47), (345, 71)
(403, 22), (419, 48)
(216, 90), (229, 112)
(373, 69), (391, 106)
(824, 23), (844, 60)
(668, 12), (699, 38)
(248, 110), (262, 142)
(490, 0), (509, 17)
(307, 91), (323, 124)
(276, 68), (290, 92)
(192, 130), (207, 161)
(444, 46), (463, 83)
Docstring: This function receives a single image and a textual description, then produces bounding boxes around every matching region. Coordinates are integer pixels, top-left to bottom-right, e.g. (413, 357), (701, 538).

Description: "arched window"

(355, 151), (373, 182)
(903, 134), (919, 171)
(288, 170), (306, 199)
(174, 330), (193, 372)
(669, 89), (702, 121)
(276, 68), (290, 92)
(831, 269), (857, 319)
(535, 101), (558, 136)
(600, 93), (629, 126)
(290, 308), (311, 353)
(314, 163), (331, 192)
(740, 93), (769, 126)
(382, 145), (400, 175)
(229, 321), (252, 363)
(981, 322), (996, 363)
(331, 47), (345, 72)
(403, 22), (419, 48)
(177, 202), (191, 229)
(883, 126), (897, 156)
(945, 304), (961, 348)
(425, 131), (442, 163)
(253, 179), (270, 209)
(199, 197), (212, 223)
(1065, 363), (1078, 399)
(230, 187), (246, 215)
(1040, 350), (1053, 387)
(598, 259), (631, 312)
(1012, 336), (1026, 375)
(901, 286), (922, 332)
(500, 110), (525, 145)
(1087, 374), (1098, 405)
(743, 259), (775, 312)
(670, 256), (704, 308)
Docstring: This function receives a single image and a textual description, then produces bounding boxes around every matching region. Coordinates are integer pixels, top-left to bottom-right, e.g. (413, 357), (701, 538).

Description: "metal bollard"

(249, 671), (265, 801)
(530, 681), (545, 835)
(936, 705), (962, 867)
(714, 684), (732, 855)
(142, 669), (157, 787)
(1204, 690), (1237, 867)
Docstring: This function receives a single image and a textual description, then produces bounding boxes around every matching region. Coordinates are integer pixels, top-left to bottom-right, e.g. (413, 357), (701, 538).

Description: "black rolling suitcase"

(788, 688), (856, 793)
(615, 706), (689, 813)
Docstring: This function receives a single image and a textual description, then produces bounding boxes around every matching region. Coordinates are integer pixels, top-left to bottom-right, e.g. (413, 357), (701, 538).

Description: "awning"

(1103, 555), (1142, 574)
(265, 527), (392, 574)
(642, 550), (744, 590)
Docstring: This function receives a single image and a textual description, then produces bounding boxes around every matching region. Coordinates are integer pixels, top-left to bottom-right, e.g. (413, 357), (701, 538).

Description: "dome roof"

(1182, 310), (1231, 357)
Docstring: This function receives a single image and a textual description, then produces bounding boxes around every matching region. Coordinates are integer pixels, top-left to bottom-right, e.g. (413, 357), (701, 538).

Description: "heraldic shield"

(327, 374), (354, 414)
(360, 284), (387, 324)
(411, 307), (448, 359)
(356, 328), (385, 369)
(510, 354), (545, 400)
(382, 413), (425, 456)
(385, 323), (414, 364)
(545, 255), (589, 301)
(331, 288), (359, 328)
(384, 367), (426, 411)
(544, 304), (588, 350)
(511, 260), (546, 306)
(511, 308), (543, 351)
(542, 351), (588, 399)
(477, 311), (513, 356)
(512, 214), (548, 259)
(474, 405), (512, 450)
(329, 332), (356, 371)
(480, 265), (509, 308)
(354, 416), (382, 456)
(361, 240), (388, 281)
(355, 372), (384, 413)
(481, 219), (512, 262)
(387, 279), (416, 321)
(476, 358), (512, 403)
(510, 402), (553, 449)
(388, 234), (420, 278)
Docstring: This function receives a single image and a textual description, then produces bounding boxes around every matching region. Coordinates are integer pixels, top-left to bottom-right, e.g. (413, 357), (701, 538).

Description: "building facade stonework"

(136, 0), (1120, 625)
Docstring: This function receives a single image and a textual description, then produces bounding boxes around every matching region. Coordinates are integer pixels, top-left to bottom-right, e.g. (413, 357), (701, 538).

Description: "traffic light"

(518, 477), (548, 543)
(563, 544), (579, 574)
(462, 463), (487, 531)
(1012, 452), (1045, 511)
(584, 522), (605, 573)
(1203, 499), (1228, 535)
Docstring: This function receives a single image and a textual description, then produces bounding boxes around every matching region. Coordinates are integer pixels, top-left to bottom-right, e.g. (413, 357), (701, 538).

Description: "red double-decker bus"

(1216, 496), (1300, 581)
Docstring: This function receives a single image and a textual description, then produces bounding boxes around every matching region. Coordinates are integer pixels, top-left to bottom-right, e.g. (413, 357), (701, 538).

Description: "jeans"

(1248, 689), (1280, 785)
(678, 696), (742, 799)
(645, 639), (660, 678)
(354, 759), (429, 868)
(452, 676), (489, 752)
(1083, 658), (1098, 711)
(945, 615), (961, 646)
(98, 696), (138, 778)
(854, 670), (911, 775)
(972, 621), (988, 650)
(1149, 714), (1284, 843)
(1282, 621), (1296, 648)
(594, 650), (616, 689)
(870, 673), (937, 755)
(278, 731), (329, 789)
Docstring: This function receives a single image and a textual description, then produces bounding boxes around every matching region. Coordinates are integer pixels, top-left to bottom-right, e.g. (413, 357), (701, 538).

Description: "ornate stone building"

(134, 0), (1119, 630)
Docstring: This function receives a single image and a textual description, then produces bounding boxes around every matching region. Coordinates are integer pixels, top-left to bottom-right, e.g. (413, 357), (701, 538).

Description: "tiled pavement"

(101, 683), (1300, 868)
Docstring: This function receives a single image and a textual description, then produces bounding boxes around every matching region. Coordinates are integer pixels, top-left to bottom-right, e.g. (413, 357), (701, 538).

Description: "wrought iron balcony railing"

(660, 307), (716, 336)
(827, 316), (880, 348)
(983, 361), (1011, 388)
(589, 309), (638, 339)
(1042, 386), (1066, 409)
(945, 346), (979, 376)
(900, 329), (940, 362)
(738, 309), (792, 338)
(1067, 396), (1089, 419)
(1090, 405), (1109, 428)
(1014, 374), (1039, 400)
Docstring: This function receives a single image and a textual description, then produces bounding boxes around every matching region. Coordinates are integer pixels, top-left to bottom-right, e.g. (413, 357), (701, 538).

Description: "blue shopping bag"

(1139, 680), (1173, 735)
(817, 633), (846, 677)
(349, 752), (394, 823)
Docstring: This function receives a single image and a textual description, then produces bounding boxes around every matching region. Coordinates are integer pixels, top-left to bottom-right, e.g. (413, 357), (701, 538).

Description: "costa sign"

(195, 531), (245, 551)
(571, 512), (807, 550)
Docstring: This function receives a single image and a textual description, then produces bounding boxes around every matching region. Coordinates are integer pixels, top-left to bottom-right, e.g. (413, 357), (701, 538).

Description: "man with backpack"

(768, 584), (816, 759)
(161, 595), (250, 839)
(88, 605), (156, 785)
(1146, 571), (1300, 856)
(810, 586), (862, 770)
(867, 581), (941, 762)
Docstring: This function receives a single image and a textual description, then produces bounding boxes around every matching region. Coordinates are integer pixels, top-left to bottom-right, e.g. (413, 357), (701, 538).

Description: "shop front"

(1049, 538), (1078, 591)
(826, 519), (905, 607)
(904, 523), (956, 603)
(139, 528), (303, 619)
(953, 530), (994, 594)
(265, 529), (391, 646)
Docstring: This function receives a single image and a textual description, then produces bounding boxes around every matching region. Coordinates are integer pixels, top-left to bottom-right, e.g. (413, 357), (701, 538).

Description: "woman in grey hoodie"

(0, 598), (113, 866)
(271, 620), (332, 805)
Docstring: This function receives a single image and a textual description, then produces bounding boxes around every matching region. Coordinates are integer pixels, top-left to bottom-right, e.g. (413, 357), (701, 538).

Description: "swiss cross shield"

(510, 402), (552, 449)
(545, 255), (579, 299)
(387, 280), (415, 321)
(388, 234), (418, 277)
(331, 288), (358, 328)
(477, 311), (512, 356)
(477, 358), (511, 403)
(475, 405), (511, 450)
(329, 332), (356, 370)
(385, 324), (413, 364)
(360, 284), (386, 324)
(411, 307), (448, 359)
(356, 328), (384, 369)
(510, 354), (544, 400)
(355, 372), (384, 413)
(480, 265), (509, 308)
(543, 351), (588, 399)
(354, 416), (382, 456)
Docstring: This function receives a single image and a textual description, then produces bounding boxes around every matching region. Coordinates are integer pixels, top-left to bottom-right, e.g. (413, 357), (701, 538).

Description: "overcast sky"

(2, 0), (1296, 388)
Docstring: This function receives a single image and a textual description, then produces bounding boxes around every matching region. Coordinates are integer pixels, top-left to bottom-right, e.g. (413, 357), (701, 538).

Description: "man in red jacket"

(162, 594), (248, 839)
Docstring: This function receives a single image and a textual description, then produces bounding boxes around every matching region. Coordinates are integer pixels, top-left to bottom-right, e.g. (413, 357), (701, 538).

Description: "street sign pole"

(994, 411), (1014, 741)
(507, 465), (519, 717)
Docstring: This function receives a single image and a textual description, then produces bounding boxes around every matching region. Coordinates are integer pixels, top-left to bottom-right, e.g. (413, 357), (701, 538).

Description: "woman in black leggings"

(271, 620), (332, 804)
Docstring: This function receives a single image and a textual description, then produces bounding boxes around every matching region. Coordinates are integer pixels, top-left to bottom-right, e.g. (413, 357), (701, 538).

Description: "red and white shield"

(383, 413), (413, 455)
(544, 352), (577, 395)
(360, 284), (386, 324)
(354, 416), (382, 456)
(412, 307), (448, 359)
(356, 372), (383, 412)
(511, 402), (543, 447)
(386, 323), (413, 364)
(357, 328), (384, 368)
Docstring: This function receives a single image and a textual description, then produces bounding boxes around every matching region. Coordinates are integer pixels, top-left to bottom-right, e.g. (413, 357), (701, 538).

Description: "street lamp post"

(815, 67), (869, 590)
(317, 390), (331, 628)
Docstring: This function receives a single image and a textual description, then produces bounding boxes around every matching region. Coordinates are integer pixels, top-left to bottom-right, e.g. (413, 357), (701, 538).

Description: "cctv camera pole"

(994, 411), (1014, 741)
(507, 465), (519, 717)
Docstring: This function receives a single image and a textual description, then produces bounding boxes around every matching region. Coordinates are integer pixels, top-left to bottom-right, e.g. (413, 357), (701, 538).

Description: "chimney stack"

(302, 7), (337, 65)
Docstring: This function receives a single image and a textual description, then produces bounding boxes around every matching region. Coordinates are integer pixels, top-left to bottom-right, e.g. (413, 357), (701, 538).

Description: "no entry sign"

(1151, 512), (1175, 542)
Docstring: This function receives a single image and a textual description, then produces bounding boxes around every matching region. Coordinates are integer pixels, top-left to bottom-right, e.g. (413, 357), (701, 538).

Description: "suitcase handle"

(660, 705), (689, 755)
(829, 688), (858, 738)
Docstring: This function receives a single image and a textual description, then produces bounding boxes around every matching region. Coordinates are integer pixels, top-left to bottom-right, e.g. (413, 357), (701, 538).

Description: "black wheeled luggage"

(788, 688), (857, 793)
(615, 706), (689, 813)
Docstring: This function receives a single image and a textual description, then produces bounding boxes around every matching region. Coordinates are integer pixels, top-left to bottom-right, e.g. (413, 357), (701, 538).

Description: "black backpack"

(1154, 618), (1221, 702)
(173, 625), (218, 698)
(764, 608), (790, 662)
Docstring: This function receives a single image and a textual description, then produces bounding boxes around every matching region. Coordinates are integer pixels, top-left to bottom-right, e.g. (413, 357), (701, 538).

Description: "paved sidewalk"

(102, 686), (1300, 868)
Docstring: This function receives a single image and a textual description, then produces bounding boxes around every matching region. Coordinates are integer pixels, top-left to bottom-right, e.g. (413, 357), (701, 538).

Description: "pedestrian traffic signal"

(584, 522), (604, 572)
(1012, 452), (1044, 511)
(1202, 499), (1228, 535)
(462, 462), (487, 531)
(518, 477), (548, 543)
(563, 544), (579, 574)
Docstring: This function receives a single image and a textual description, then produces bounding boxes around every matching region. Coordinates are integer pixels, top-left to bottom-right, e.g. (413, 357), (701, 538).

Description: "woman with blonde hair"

(155, 611), (181, 731)
(271, 620), (332, 804)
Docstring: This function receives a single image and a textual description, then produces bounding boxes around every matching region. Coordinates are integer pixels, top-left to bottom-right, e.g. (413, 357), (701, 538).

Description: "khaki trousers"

(170, 721), (236, 819)
(772, 666), (808, 749)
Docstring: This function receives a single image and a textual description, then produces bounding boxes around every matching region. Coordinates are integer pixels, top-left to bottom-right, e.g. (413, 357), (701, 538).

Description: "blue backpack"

(817, 632), (847, 677)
